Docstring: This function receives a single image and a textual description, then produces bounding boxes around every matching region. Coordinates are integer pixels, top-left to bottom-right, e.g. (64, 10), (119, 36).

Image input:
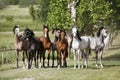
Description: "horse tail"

(88, 38), (91, 55)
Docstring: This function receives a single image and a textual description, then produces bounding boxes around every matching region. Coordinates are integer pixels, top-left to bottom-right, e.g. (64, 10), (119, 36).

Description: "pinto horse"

(13, 25), (29, 68)
(39, 25), (52, 67)
(56, 30), (68, 69)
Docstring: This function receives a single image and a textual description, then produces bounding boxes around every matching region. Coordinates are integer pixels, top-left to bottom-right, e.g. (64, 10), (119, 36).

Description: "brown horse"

(56, 30), (68, 69)
(39, 25), (52, 67)
(13, 25), (29, 68)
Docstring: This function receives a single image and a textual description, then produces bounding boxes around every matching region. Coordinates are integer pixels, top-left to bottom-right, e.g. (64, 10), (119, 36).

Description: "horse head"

(59, 30), (66, 40)
(72, 26), (81, 41)
(52, 27), (61, 38)
(97, 26), (107, 38)
(43, 24), (49, 38)
(13, 25), (20, 35)
(22, 28), (34, 40)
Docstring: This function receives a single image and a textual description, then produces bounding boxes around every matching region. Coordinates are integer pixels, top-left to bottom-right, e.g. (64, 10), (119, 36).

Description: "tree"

(76, 0), (112, 35)
(47, 0), (71, 29)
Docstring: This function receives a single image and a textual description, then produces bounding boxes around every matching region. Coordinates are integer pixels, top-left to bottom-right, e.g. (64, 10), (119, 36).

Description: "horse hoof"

(100, 65), (103, 68)
(57, 65), (60, 70)
(74, 67), (76, 69)
(95, 64), (98, 68)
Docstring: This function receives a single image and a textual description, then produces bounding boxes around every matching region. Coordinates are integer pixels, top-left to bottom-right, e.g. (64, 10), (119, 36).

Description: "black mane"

(97, 27), (105, 37)
(77, 30), (82, 41)
(25, 28), (35, 36)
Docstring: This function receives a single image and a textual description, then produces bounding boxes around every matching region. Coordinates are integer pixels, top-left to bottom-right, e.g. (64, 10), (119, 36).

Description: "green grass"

(0, 5), (43, 32)
(0, 32), (120, 80)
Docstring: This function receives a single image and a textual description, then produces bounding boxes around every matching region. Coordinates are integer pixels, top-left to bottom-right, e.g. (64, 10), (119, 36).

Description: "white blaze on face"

(44, 28), (48, 38)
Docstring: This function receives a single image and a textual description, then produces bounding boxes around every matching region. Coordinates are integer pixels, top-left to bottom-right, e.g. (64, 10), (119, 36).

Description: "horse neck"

(98, 34), (104, 43)
(15, 35), (21, 43)
(44, 32), (51, 41)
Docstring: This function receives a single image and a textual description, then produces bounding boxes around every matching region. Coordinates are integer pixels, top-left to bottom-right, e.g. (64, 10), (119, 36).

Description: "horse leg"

(39, 50), (43, 68)
(43, 50), (45, 67)
(58, 50), (61, 69)
(33, 51), (37, 68)
(28, 52), (31, 69)
(73, 50), (77, 69)
(22, 51), (26, 69)
(36, 50), (39, 68)
(81, 51), (85, 69)
(16, 50), (19, 68)
(47, 49), (50, 67)
(95, 50), (99, 67)
(99, 50), (103, 68)
(52, 50), (54, 67)
(85, 49), (89, 68)
(78, 50), (81, 69)
(63, 50), (67, 67)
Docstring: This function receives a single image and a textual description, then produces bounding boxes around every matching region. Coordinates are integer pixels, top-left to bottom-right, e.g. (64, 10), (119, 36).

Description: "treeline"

(29, 0), (120, 35)
(0, 0), (38, 9)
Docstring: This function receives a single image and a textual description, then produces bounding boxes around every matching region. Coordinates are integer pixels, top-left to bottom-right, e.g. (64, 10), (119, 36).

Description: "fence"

(0, 48), (15, 65)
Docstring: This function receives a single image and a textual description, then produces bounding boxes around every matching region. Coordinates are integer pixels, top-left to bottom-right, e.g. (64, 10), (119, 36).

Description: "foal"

(13, 25), (29, 68)
(39, 25), (52, 67)
(56, 30), (68, 69)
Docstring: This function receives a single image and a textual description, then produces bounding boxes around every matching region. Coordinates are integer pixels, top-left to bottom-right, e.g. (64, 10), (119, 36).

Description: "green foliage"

(77, 0), (112, 34)
(47, 0), (71, 29)
(36, 0), (50, 22)
(29, 5), (37, 20)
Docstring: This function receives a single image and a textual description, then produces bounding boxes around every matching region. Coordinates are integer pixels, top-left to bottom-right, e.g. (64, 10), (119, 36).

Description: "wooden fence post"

(2, 48), (5, 65)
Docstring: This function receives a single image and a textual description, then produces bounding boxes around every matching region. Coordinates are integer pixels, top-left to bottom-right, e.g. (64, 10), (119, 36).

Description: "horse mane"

(77, 30), (82, 41)
(25, 28), (35, 36)
(52, 27), (60, 34)
(13, 25), (19, 34)
(97, 27), (105, 37)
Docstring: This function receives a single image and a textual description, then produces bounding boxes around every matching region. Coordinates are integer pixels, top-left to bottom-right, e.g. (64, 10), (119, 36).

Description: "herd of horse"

(13, 24), (111, 69)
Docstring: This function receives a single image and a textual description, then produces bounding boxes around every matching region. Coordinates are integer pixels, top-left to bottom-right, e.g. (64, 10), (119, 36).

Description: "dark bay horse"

(13, 25), (29, 68)
(22, 28), (43, 69)
(56, 30), (68, 69)
(39, 25), (52, 67)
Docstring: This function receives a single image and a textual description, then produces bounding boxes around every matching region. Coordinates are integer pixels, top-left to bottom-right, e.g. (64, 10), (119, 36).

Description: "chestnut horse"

(56, 30), (68, 69)
(13, 25), (29, 68)
(39, 25), (52, 67)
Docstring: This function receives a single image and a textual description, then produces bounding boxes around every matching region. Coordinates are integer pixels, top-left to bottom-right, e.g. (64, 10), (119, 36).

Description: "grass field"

(0, 5), (120, 80)
(0, 32), (120, 80)
(0, 5), (43, 32)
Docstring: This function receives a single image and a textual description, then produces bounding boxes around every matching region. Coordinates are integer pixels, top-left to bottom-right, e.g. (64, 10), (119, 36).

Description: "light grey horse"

(88, 26), (107, 68)
(72, 26), (90, 69)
